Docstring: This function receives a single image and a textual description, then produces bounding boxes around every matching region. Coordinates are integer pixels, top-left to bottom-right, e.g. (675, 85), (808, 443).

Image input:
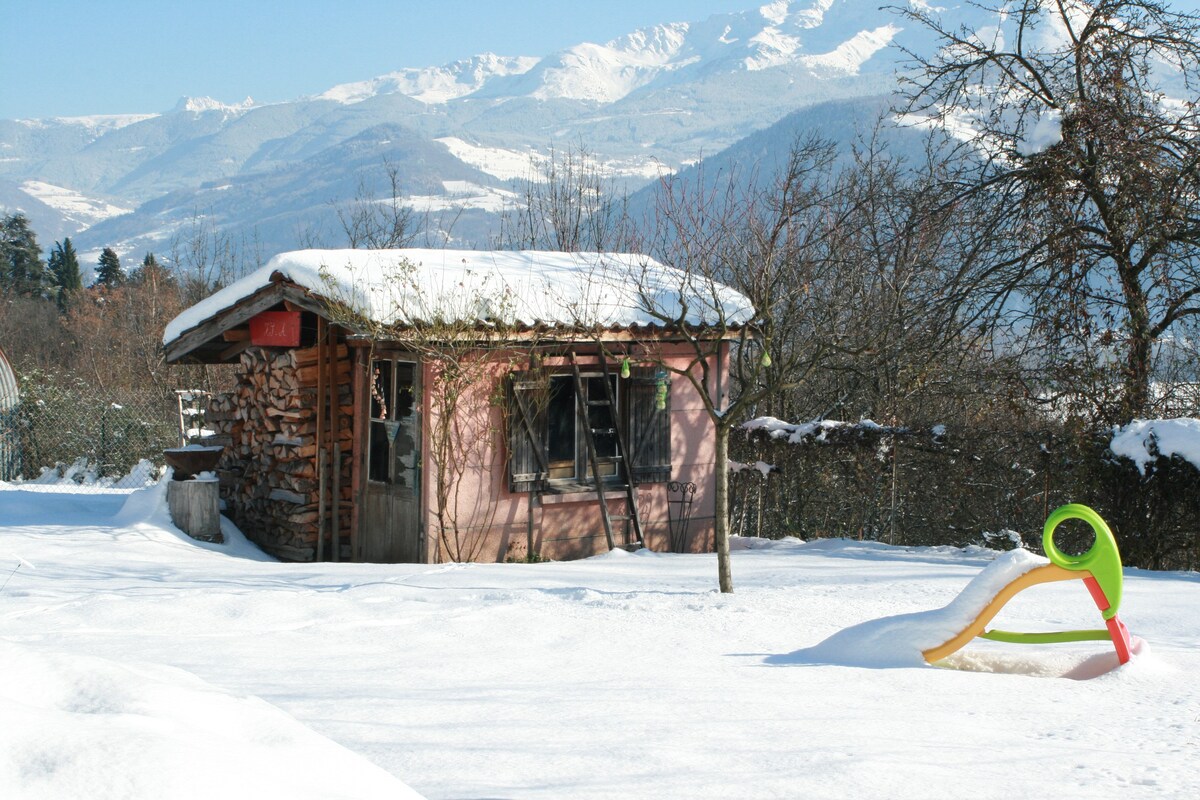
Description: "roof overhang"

(164, 276), (331, 364)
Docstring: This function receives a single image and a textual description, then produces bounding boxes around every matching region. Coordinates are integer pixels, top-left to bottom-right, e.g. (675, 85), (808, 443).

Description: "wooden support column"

(317, 448), (328, 561)
(327, 324), (340, 562)
(350, 345), (366, 562)
(332, 442), (342, 562)
(315, 317), (327, 561)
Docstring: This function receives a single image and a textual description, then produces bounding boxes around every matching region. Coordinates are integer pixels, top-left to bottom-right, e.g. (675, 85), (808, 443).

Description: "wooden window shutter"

(507, 371), (548, 492)
(626, 366), (671, 483)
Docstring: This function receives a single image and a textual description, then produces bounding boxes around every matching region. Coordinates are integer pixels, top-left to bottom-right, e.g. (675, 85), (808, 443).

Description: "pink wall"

(417, 343), (726, 563)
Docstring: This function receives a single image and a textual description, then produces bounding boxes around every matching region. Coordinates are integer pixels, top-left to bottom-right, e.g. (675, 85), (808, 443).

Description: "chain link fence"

(0, 371), (185, 489)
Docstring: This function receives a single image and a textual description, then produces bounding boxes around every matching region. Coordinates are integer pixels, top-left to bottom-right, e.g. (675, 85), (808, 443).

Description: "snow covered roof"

(163, 249), (754, 349)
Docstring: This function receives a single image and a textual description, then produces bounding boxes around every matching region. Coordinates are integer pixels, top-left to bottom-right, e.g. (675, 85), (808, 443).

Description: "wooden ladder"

(568, 351), (645, 550)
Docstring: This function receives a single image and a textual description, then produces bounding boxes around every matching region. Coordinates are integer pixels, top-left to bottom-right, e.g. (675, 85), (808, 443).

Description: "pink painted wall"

(416, 343), (727, 563)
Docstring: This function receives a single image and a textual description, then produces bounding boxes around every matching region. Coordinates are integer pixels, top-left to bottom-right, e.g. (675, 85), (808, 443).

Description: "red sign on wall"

(249, 311), (301, 347)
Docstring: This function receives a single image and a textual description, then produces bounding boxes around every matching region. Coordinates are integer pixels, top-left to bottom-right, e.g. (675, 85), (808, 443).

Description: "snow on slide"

(777, 549), (1050, 668)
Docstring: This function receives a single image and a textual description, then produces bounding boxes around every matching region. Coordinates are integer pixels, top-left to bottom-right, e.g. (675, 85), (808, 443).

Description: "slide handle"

(1042, 504), (1123, 619)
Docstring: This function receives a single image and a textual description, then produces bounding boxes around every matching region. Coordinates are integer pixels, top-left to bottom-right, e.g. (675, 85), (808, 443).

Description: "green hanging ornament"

(761, 350), (772, 367)
(620, 357), (631, 379)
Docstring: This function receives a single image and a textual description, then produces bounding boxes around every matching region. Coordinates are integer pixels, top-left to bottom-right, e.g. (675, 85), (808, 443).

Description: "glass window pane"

(587, 376), (618, 457)
(393, 362), (417, 487)
(547, 376), (575, 470)
(369, 420), (390, 482)
(371, 361), (392, 420)
(394, 363), (415, 419)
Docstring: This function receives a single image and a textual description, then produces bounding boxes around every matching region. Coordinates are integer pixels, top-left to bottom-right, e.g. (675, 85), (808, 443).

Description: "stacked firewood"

(204, 344), (353, 560)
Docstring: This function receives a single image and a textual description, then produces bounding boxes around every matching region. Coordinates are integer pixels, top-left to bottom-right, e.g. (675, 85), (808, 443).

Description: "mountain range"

(0, 0), (983, 266)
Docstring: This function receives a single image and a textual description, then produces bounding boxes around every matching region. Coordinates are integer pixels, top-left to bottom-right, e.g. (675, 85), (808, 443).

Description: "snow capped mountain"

(0, 0), (994, 261)
(318, 55), (540, 105)
(520, 23), (693, 103)
(308, 0), (911, 108)
(172, 96), (258, 115)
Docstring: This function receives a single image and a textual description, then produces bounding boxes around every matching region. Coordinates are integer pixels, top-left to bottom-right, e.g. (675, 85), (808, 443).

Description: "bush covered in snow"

(730, 416), (1200, 571)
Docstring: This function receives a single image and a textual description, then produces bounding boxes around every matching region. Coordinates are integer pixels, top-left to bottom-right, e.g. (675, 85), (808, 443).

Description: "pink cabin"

(162, 249), (750, 563)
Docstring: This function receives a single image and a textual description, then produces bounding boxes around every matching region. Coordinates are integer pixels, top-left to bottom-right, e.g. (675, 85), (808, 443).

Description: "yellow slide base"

(922, 564), (1082, 664)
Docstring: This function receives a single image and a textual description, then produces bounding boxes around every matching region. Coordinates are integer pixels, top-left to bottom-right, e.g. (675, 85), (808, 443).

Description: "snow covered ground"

(1, 480), (1197, 799)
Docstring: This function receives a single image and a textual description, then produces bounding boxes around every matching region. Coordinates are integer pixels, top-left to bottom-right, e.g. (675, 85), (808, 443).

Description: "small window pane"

(371, 361), (393, 420)
(547, 376), (575, 468)
(587, 376), (618, 458)
(393, 362), (417, 486)
(368, 420), (389, 482)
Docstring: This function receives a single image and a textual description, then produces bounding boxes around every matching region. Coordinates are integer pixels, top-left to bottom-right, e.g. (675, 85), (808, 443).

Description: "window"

(545, 374), (619, 482)
(508, 365), (671, 492)
(368, 358), (417, 488)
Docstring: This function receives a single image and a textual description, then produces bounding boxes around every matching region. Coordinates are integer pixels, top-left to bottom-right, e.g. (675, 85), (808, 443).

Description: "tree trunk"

(1119, 266), (1153, 422)
(714, 425), (733, 593)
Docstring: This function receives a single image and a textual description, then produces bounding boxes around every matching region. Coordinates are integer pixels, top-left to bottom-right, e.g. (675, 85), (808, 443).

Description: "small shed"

(162, 249), (751, 563)
(0, 346), (19, 481)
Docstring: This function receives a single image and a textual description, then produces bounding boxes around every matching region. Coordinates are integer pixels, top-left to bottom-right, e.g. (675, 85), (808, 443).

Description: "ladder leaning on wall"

(567, 350), (645, 551)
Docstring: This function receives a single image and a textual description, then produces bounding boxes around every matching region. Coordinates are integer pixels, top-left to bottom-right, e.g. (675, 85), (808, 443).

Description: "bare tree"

(800, 129), (1017, 426)
(499, 143), (638, 253)
(169, 211), (263, 305)
(898, 0), (1200, 424)
(631, 137), (885, 591)
(336, 159), (422, 250)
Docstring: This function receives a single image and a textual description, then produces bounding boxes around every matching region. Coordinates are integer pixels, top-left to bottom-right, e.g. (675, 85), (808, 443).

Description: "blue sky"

(4, 0), (1199, 119)
(1, 0), (751, 118)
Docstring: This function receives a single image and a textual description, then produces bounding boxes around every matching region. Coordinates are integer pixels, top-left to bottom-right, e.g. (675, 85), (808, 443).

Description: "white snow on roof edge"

(163, 249), (755, 347)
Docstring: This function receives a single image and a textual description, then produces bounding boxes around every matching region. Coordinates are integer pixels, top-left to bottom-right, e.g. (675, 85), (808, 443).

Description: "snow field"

(1, 481), (1197, 798)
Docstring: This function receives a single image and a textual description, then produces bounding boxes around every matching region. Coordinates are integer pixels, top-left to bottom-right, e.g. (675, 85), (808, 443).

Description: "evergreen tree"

(129, 252), (175, 290)
(94, 247), (125, 288)
(0, 213), (47, 297)
(47, 237), (83, 311)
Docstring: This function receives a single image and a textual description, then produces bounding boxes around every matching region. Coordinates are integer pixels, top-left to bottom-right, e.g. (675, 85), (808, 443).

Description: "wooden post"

(327, 325), (341, 562)
(333, 442), (342, 562)
(526, 488), (535, 559)
(316, 318), (327, 561)
(317, 448), (328, 561)
(350, 345), (366, 562)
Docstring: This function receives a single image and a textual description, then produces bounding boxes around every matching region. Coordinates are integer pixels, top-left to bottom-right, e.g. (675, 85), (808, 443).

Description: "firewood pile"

(203, 344), (352, 560)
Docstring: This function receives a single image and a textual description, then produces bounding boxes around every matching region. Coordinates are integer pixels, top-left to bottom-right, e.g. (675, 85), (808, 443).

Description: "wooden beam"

(332, 442), (342, 564)
(328, 324), (340, 562)
(222, 328), (251, 342)
(317, 448), (327, 562)
(342, 327), (744, 349)
(218, 337), (254, 361)
(316, 317), (327, 562)
(350, 347), (366, 562)
(164, 283), (286, 363)
(164, 280), (339, 364)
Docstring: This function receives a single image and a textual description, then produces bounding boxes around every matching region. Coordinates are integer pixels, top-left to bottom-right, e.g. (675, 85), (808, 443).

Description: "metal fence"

(0, 373), (182, 488)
